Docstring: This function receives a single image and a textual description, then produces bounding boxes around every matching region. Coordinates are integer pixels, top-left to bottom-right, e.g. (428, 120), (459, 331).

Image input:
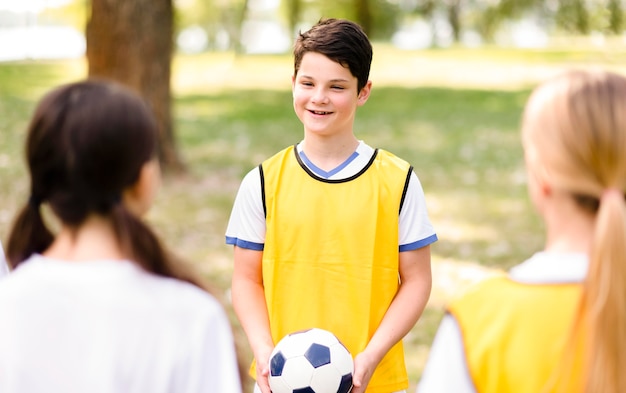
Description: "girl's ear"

(123, 159), (161, 217)
(357, 80), (372, 106)
(525, 151), (553, 214)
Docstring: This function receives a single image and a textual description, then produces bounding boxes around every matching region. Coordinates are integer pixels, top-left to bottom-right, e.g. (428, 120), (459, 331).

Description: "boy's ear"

(357, 80), (372, 105)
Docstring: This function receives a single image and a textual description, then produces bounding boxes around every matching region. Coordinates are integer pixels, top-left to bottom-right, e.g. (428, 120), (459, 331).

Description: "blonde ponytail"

(583, 189), (626, 393)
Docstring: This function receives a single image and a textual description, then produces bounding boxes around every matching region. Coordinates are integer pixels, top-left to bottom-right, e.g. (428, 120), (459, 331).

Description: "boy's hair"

(293, 18), (373, 94)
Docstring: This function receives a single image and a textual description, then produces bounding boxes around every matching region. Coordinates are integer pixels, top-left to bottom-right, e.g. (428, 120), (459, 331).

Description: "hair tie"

(102, 193), (122, 210)
(28, 194), (42, 209)
(110, 193), (122, 205)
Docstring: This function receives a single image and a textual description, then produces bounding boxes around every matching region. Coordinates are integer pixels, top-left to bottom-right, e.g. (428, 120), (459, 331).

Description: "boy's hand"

(351, 351), (377, 393)
(254, 344), (274, 393)
(256, 363), (272, 393)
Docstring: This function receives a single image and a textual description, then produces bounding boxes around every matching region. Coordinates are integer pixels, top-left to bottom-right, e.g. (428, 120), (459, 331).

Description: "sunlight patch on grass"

(173, 52), (293, 94)
(372, 42), (626, 90)
(429, 256), (504, 307)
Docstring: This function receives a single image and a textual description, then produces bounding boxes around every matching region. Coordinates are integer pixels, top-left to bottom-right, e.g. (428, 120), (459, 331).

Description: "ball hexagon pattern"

(268, 328), (354, 393)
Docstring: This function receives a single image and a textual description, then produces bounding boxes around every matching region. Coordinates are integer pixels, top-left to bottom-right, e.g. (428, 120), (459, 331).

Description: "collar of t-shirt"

(509, 251), (588, 284)
(296, 140), (375, 180)
(13, 254), (140, 282)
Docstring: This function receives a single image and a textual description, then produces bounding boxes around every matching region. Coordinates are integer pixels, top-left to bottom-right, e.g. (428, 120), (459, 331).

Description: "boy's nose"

(311, 88), (329, 104)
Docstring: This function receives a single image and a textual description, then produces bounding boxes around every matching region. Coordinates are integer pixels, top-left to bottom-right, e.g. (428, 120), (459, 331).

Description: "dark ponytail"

(107, 203), (212, 291)
(6, 79), (246, 388)
(6, 203), (53, 269)
(6, 80), (206, 289)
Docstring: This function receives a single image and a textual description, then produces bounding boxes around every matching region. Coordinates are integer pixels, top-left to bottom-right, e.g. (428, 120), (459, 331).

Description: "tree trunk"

(354, 0), (372, 36)
(447, 0), (461, 43)
(608, 0), (624, 34)
(556, 0), (590, 34)
(86, 0), (184, 172)
(287, 0), (302, 37)
(235, 0), (250, 54)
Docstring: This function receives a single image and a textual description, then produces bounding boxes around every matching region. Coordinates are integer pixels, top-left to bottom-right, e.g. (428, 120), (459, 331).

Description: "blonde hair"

(522, 70), (626, 393)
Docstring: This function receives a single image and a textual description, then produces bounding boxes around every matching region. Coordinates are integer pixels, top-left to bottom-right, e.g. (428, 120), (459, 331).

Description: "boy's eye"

(301, 81), (313, 87)
(331, 86), (345, 90)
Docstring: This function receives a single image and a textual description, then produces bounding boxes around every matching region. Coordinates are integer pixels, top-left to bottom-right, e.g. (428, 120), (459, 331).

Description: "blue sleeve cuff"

(399, 233), (438, 252)
(225, 236), (265, 251)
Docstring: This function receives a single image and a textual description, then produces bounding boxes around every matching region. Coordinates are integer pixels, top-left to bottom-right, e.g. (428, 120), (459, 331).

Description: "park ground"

(1, 40), (625, 391)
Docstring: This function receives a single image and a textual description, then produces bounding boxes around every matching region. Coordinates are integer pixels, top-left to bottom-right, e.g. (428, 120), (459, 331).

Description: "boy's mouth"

(309, 110), (332, 115)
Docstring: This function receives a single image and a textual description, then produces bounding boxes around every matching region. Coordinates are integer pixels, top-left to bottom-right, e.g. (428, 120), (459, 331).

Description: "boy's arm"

(352, 245), (432, 393)
(231, 246), (274, 393)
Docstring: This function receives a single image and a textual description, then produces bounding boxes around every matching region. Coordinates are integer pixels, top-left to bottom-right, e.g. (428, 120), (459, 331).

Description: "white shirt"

(0, 242), (8, 278)
(225, 141), (437, 251)
(416, 252), (588, 393)
(0, 255), (242, 393)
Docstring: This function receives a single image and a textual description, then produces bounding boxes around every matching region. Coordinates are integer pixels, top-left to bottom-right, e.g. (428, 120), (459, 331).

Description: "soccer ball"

(268, 328), (354, 393)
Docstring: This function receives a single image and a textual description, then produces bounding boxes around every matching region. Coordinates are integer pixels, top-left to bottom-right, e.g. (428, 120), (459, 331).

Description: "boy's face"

(292, 52), (371, 137)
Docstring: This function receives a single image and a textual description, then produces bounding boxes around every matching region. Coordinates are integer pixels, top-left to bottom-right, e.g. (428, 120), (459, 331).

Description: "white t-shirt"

(225, 141), (437, 250)
(0, 242), (8, 278)
(416, 252), (588, 393)
(0, 255), (242, 393)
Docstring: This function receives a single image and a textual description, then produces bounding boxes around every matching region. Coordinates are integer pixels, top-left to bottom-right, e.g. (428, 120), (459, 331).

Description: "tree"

(354, 0), (373, 35)
(286, 0), (304, 37)
(556, 0), (590, 34)
(608, 0), (624, 34)
(446, 0), (462, 43)
(86, 0), (183, 172)
(477, 0), (544, 43)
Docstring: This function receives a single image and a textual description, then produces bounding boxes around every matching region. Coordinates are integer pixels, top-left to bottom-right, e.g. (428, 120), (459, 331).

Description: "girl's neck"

(43, 214), (126, 262)
(542, 197), (595, 255)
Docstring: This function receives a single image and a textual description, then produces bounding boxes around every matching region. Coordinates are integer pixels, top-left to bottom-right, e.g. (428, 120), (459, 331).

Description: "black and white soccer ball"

(268, 328), (354, 393)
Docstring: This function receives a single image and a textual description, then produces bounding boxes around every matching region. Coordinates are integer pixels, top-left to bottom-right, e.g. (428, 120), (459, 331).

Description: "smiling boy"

(225, 18), (437, 393)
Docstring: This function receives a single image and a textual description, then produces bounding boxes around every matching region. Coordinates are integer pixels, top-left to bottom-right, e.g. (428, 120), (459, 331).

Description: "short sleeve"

(399, 171), (437, 251)
(225, 167), (266, 250)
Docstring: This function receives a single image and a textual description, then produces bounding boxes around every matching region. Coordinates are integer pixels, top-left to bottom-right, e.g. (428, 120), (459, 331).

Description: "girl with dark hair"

(0, 80), (243, 392)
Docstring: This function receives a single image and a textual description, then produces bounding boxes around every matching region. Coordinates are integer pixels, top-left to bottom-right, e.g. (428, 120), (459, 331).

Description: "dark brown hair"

(6, 79), (248, 386)
(293, 18), (373, 94)
(8, 80), (194, 283)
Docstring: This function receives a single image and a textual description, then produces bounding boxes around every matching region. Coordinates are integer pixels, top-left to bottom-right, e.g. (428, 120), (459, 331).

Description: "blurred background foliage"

(1, 1), (626, 391)
(16, 0), (626, 54)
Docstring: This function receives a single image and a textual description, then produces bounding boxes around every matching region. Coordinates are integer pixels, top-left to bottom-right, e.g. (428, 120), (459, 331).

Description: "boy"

(226, 18), (437, 393)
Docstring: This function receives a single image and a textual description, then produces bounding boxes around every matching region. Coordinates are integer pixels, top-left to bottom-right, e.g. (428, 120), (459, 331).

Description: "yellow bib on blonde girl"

(448, 276), (585, 393)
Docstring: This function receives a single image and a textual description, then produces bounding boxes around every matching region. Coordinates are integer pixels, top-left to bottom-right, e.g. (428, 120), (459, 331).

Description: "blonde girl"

(417, 69), (626, 393)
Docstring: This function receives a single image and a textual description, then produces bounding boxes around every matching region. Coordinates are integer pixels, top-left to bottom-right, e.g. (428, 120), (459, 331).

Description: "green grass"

(1, 45), (624, 391)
